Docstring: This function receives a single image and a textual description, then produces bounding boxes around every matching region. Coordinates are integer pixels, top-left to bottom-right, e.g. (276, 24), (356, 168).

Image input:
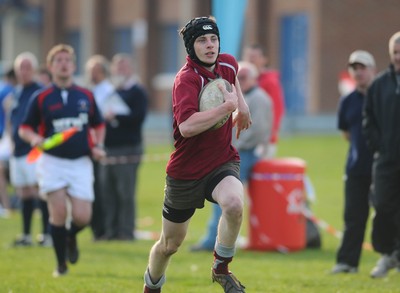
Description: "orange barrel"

(246, 158), (306, 251)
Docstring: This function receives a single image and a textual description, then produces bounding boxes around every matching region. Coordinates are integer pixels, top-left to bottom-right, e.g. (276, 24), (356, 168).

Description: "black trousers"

(336, 174), (371, 267)
(90, 161), (105, 239)
(370, 157), (400, 254)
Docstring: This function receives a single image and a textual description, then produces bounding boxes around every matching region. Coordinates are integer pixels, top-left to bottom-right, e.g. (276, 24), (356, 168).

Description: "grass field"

(1, 134), (400, 293)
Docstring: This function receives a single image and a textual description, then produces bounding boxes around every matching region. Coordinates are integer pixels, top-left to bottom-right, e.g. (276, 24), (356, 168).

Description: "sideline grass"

(1, 134), (400, 292)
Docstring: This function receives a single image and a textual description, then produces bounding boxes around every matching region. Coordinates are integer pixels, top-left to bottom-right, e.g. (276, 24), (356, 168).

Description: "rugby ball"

(198, 78), (232, 130)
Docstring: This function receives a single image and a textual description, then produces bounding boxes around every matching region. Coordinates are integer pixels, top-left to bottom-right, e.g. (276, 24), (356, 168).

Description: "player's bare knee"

(51, 207), (67, 223)
(223, 196), (243, 219)
(72, 215), (91, 227)
(160, 241), (180, 257)
(164, 246), (179, 257)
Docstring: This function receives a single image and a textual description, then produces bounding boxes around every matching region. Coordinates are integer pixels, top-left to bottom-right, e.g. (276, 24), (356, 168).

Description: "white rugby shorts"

(36, 153), (94, 202)
(10, 155), (38, 187)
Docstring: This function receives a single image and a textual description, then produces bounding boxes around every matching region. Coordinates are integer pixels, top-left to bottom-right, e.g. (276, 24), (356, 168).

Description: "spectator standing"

(8, 52), (50, 246)
(19, 44), (106, 277)
(363, 31), (400, 278)
(242, 44), (285, 158)
(85, 54), (115, 241)
(232, 61), (272, 182)
(98, 53), (148, 240)
(331, 50), (376, 274)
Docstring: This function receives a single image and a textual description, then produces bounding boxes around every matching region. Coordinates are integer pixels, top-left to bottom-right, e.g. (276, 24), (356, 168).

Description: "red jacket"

(258, 69), (285, 144)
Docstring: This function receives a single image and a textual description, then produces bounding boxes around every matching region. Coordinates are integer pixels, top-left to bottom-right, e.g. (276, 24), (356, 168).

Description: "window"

(160, 24), (179, 73)
(65, 30), (82, 74)
(280, 13), (309, 114)
(112, 27), (132, 54)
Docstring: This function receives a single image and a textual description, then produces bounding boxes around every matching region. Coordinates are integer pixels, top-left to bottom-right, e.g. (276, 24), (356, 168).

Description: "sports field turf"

(1, 134), (400, 292)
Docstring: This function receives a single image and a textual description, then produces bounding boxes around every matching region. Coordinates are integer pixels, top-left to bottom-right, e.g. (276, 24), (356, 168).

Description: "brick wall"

(319, 0), (400, 112)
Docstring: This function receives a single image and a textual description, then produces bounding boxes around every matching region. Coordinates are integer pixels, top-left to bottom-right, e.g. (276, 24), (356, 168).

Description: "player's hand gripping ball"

(198, 78), (232, 130)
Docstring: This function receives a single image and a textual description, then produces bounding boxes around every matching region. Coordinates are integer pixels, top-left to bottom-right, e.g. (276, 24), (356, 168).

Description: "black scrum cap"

(181, 16), (220, 61)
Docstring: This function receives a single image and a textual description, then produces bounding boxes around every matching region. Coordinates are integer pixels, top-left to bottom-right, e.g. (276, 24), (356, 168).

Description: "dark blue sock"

(50, 224), (67, 266)
(22, 198), (35, 235)
(39, 199), (50, 234)
(68, 222), (85, 238)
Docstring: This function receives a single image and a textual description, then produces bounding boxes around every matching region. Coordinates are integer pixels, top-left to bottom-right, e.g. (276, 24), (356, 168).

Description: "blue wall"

(280, 13), (309, 115)
(212, 0), (247, 59)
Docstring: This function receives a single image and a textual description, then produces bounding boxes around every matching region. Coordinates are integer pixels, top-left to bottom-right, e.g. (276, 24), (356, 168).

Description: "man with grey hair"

(363, 31), (400, 278)
(85, 54), (115, 241)
(98, 53), (148, 241)
(233, 61), (272, 159)
(331, 50), (376, 274)
(85, 55), (115, 114)
(8, 52), (51, 246)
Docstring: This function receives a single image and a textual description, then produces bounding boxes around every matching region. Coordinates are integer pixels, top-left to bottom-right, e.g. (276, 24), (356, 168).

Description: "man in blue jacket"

(331, 50), (375, 274)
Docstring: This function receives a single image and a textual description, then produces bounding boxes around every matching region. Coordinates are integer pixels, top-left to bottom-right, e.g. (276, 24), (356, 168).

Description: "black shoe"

(66, 236), (79, 264)
(52, 263), (68, 278)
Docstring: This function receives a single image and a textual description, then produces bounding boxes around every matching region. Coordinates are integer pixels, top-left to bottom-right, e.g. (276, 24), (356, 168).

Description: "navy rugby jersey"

(20, 84), (104, 159)
(338, 90), (373, 176)
(10, 82), (42, 157)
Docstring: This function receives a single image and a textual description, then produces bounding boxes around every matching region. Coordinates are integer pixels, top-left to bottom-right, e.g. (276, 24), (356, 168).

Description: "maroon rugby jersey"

(167, 54), (240, 180)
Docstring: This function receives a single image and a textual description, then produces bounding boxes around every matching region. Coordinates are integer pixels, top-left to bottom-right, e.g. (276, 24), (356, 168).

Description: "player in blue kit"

(19, 44), (106, 277)
(8, 52), (51, 247)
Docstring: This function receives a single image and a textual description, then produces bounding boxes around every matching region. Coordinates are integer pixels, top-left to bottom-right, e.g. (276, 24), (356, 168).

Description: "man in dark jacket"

(363, 31), (400, 278)
(331, 50), (375, 274)
(99, 53), (148, 240)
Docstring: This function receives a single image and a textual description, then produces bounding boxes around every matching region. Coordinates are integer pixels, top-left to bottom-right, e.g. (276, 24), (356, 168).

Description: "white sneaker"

(330, 263), (358, 274)
(13, 234), (33, 247)
(37, 234), (53, 247)
(370, 252), (399, 278)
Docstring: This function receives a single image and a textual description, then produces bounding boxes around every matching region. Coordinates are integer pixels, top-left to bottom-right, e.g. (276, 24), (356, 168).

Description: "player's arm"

(19, 125), (44, 147)
(88, 92), (107, 160)
(91, 124), (106, 160)
(178, 85), (237, 138)
(92, 124), (106, 147)
(179, 102), (235, 138)
(18, 96), (44, 147)
(232, 76), (252, 139)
